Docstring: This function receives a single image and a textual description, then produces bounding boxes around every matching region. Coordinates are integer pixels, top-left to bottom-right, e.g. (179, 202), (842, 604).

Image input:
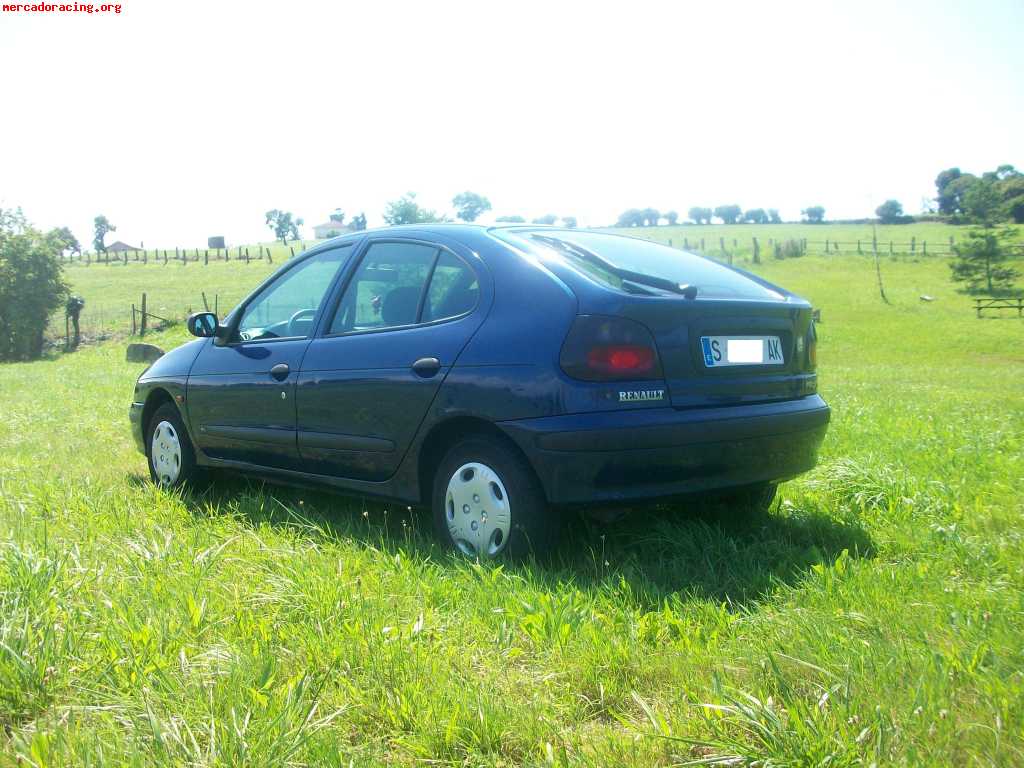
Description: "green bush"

(773, 239), (805, 259)
(0, 209), (69, 361)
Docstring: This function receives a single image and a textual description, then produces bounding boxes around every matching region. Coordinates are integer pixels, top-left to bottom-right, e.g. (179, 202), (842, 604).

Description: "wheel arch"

(416, 416), (546, 506)
(141, 388), (177, 439)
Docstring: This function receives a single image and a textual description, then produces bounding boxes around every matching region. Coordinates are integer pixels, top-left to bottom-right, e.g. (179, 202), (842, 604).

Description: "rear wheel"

(432, 436), (558, 559)
(146, 402), (201, 489)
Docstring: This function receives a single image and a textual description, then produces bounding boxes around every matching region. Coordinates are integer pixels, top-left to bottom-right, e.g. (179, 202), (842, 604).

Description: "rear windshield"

(500, 229), (783, 300)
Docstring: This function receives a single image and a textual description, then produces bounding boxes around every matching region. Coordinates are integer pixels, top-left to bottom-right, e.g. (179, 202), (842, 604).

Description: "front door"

(296, 239), (487, 480)
(187, 244), (354, 469)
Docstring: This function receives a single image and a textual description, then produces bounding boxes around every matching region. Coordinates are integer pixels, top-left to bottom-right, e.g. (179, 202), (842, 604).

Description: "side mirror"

(187, 311), (221, 338)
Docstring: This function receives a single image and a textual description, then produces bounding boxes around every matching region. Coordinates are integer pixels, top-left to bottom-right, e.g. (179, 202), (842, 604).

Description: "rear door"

(187, 244), (354, 468)
(296, 237), (488, 480)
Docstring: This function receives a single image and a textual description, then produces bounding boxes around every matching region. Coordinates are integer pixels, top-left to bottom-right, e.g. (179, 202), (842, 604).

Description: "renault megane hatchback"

(130, 225), (829, 557)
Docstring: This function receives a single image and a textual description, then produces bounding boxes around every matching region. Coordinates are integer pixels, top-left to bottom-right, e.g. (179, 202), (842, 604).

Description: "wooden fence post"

(683, 237), (689, 250)
(911, 237), (916, 253)
(204, 249), (209, 265)
(131, 304), (136, 335)
(290, 246), (295, 258)
(949, 236), (954, 253)
(825, 239), (830, 254)
(140, 293), (148, 336)
(700, 238), (705, 251)
(163, 250), (168, 265)
(889, 241), (894, 257)
(752, 236), (760, 264)
(857, 240), (862, 254)
(245, 248), (250, 264)
(923, 241), (927, 255)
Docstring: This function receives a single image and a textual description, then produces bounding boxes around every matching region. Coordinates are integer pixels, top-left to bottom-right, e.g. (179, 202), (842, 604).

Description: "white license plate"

(700, 335), (784, 367)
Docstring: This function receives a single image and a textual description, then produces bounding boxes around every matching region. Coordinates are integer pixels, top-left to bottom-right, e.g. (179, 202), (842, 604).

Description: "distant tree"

(1001, 175), (1024, 223)
(639, 207), (660, 226)
(0, 208), (69, 360)
(328, 209), (345, 224)
(961, 178), (1003, 227)
(935, 168), (963, 215)
(688, 206), (712, 225)
(452, 191), (492, 222)
(768, 208), (782, 224)
(383, 193), (440, 226)
(265, 209), (303, 243)
(496, 215), (526, 223)
(561, 216), (578, 228)
(92, 215), (115, 253)
(801, 205), (826, 223)
(349, 212), (367, 231)
(714, 204), (742, 224)
(664, 210), (678, 225)
(875, 199), (904, 224)
(532, 214), (558, 225)
(742, 208), (768, 224)
(950, 226), (1021, 294)
(49, 226), (80, 255)
(994, 164), (1017, 180)
(617, 208), (645, 227)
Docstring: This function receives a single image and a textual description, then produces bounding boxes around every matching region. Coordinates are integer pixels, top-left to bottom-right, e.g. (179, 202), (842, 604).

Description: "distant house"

(312, 217), (350, 239)
(106, 240), (139, 252)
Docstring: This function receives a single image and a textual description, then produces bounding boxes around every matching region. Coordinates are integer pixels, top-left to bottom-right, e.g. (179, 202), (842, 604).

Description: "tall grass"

(2, 253), (1022, 764)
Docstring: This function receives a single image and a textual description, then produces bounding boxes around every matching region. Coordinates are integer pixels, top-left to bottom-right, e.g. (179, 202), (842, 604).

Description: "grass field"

(6, 245), (1023, 764)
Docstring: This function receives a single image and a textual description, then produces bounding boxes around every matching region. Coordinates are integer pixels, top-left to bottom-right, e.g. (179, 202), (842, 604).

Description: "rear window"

(500, 229), (782, 300)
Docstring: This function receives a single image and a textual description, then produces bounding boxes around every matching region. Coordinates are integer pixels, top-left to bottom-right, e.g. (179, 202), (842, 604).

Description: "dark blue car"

(130, 225), (829, 557)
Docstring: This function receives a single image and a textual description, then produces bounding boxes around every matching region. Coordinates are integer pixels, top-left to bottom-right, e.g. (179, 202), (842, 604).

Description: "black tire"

(145, 402), (202, 489)
(432, 436), (559, 559)
(704, 482), (778, 518)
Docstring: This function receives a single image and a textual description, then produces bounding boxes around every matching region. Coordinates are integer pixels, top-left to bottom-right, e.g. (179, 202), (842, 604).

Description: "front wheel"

(146, 402), (202, 489)
(432, 436), (558, 559)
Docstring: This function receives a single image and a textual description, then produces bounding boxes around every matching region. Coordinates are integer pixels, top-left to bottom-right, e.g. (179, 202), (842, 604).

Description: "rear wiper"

(531, 234), (698, 298)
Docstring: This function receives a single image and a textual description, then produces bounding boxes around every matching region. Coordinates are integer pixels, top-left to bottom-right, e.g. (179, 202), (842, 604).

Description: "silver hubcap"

(445, 462), (511, 557)
(151, 420), (182, 485)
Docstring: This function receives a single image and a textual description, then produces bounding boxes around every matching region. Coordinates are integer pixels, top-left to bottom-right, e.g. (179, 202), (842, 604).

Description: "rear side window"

(423, 252), (478, 322)
(505, 230), (782, 300)
(329, 242), (436, 333)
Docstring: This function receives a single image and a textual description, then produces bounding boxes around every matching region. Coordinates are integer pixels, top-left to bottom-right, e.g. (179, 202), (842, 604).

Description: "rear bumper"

(498, 395), (830, 505)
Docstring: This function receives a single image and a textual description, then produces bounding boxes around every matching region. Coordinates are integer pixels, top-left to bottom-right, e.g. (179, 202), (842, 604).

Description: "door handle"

(411, 357), (441, 378)
(270, 363), (290, 381)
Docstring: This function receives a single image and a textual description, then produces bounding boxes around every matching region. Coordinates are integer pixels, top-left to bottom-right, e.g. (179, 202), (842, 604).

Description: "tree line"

(615, 205), (821, 227)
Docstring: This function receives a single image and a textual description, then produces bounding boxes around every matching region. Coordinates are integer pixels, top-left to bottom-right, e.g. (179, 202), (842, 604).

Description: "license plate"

(700, 336), (784, 367)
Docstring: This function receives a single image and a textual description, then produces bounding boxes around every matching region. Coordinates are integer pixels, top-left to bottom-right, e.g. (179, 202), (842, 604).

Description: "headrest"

(381, 286), (421, 326)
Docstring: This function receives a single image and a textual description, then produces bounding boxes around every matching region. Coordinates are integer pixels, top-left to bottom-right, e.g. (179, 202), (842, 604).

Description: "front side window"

(237, 245), (351, 341)
(329, 242), (437, 334)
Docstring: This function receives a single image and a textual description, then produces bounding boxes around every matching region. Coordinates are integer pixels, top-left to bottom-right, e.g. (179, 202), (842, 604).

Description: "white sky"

(1, 0), (1022, 248)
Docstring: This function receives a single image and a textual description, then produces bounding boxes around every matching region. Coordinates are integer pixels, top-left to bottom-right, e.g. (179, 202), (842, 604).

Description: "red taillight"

(587, 345), (655, 374)
(560, 315), (663, 382)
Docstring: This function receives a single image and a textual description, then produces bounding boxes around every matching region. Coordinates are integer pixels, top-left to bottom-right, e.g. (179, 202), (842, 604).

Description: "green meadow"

(3, 240), (1023, 764)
